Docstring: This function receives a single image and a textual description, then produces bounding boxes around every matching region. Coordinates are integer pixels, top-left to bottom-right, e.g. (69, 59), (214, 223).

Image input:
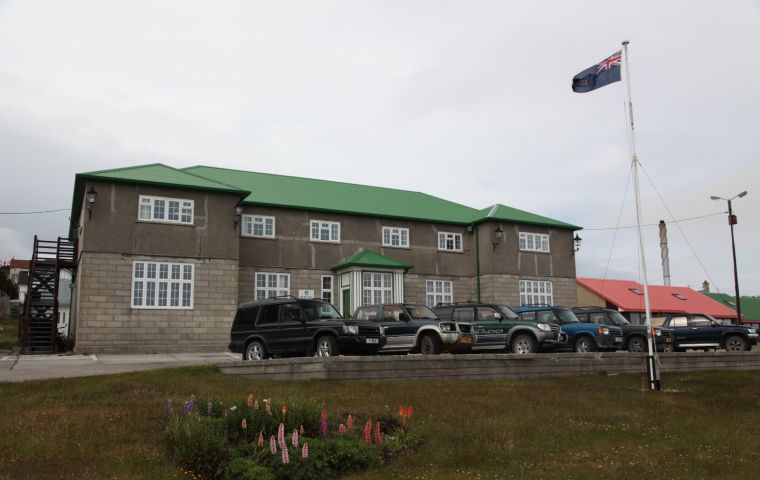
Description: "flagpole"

(622, 39), (661, 391)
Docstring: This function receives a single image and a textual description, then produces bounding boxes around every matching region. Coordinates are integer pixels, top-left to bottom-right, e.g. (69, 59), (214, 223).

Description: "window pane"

(153, 200), (165, 220)
(146, 282), (156, 306)
(158, 283), (168, 306)
(183, 265), (192, 280)
(133, 281), (143, 306)
(147, 264), (156, 279)
(168, 201), (179, 221)
(159, 264), (168, 279)
(139, 202), (152, 220)
(171, 283), (180, 306)
(134, 262), (144, 279)
(182, 284), (192, 307)
(171, 265), (180, 280)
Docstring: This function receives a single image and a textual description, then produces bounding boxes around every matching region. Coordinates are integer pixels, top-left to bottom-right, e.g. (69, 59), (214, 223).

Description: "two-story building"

(69, 163), (581, 353)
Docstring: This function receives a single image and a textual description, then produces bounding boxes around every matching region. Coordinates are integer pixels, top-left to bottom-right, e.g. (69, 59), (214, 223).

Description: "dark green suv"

(433, 302), (566, 354)
(229, 297), (385, 360)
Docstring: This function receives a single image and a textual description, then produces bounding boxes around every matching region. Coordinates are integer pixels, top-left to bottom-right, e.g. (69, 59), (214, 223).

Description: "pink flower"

(320, 406), (329, 437)
(302, 442), (309, 459)
(281, 445), (289, 465)
(270, 435), (277, 454)
(246, 394), (253, 407)
(241, 418), (247, 430)
(374, 421), (383, 444)
(292, 429), (299, 447)
(338, 423), (346, 437)
(257, 432), (265, 448)
(278, 422), (286, 448)
(346, 414), (354, 430)
(362, 420), (372, 444)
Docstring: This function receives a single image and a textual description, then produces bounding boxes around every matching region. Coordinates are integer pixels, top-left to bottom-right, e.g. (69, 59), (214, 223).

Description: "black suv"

(433, 302), (565, 354)
(572, 307), (672, 353)
(229, 297), (385, 360)
(649, 313), (758, 352)
(352, 303), (474, 354)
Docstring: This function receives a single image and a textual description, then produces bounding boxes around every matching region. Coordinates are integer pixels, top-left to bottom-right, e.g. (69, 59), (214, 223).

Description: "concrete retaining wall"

(218, 351), (760, 381)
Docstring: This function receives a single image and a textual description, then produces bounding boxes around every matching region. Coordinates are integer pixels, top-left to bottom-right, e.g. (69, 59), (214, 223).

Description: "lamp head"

(737, 191), (747, 198)
(710, 196), (721, 201)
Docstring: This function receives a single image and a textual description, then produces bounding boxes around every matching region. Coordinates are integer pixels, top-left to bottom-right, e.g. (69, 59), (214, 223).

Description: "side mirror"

(494, 312), (502, 321)
(399, 312), (410, 322)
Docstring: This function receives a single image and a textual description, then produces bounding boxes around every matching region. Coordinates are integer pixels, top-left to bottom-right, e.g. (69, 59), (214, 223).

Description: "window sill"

(310, 240), (341, 244)
(137, 220), (194, 227)
(241, 235), (277, 240)
(382, 245), (411, 250)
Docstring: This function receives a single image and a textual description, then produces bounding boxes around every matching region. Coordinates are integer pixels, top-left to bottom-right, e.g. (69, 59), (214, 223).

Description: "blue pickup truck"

(514, 305), (623, 352)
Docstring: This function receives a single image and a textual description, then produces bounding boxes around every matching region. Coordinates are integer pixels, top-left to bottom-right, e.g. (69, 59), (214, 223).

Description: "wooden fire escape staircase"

(20, 236), (77, 354)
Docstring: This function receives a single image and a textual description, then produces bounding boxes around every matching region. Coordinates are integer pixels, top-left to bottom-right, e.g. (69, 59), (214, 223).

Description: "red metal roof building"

(576, 277), (738, 324)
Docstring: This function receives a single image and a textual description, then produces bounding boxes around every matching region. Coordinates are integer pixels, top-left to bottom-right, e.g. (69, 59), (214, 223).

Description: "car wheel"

(420, 334), (442, 355)
(724, 335), (747, 352)
(574, 336), (596, 353)
(244, 340), (268, 361)
(316, 336), (339, 358)
(511, 334), (537, 354)
(627, 336), (645, 353)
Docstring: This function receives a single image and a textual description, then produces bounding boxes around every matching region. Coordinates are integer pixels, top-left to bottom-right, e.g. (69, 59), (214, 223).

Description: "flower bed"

(164, 394), (417, 480)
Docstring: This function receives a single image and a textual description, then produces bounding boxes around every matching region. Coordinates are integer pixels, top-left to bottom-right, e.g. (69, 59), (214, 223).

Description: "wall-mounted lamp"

(573, 233), (582, 253)
(234, 205), (243, 229)
(86, 187), (97, 219)
(492, 225), (504, 245)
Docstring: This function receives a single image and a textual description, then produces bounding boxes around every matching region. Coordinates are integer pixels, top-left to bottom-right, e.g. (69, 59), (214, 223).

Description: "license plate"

(365, 338), (379, 344)
(460, 336), (473, 344)
(614, 337), (623, 342)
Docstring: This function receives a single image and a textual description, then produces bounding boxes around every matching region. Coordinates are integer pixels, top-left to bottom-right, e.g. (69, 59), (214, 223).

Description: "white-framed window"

(138, 195), (194, 225)
(132, 261), (194, 309)
(321, 275), (333, 304)
(437, 232), (463, 252)
(519, 280), (553, 306)
(382, 227), (409, 248)
(242, 215), (275, 238)
(362, 272), (392, 305)
(255, 272), (290, 300)
(426, 280), (453, 307)
(518, 232), (550, 253)
(310, 220), (340, 243)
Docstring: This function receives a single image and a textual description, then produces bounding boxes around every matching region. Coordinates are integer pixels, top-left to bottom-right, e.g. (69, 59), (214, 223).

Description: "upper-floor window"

(382, 227), (409, 248)
(310, 220), (340, 243)
(242, 215), (275, 238)
(437, 232), (462, 252)
(519, 232), (549, 253)
(132, 261), (194, 309)
(138, 195), (193, 225)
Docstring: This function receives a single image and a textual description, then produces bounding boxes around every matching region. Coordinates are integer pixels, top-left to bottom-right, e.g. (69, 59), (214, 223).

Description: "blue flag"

(572, 50), (622, 93)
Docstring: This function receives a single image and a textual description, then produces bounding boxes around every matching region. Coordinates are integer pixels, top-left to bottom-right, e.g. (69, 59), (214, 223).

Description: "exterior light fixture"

(710, 190), (748, 325)
(573, 233), (582, 252)
(86, 187), (97, 218)
(234, 205), (244, 229)
(492, 225), (504, 245)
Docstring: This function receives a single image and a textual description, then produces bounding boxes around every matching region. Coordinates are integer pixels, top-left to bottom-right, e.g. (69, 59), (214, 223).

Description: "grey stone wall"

(75, 252), (238, 353)
(480, 274), (577, 307)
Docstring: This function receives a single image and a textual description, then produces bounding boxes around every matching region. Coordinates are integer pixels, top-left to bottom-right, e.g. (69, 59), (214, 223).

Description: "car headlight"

(748, 328), (758, 336)
(439, 322), (455, 332)
(378, 326), (385, 336)
(342, 325), (358, 335)
(597, 327), (610, 335)
(537, 323), (553, 332)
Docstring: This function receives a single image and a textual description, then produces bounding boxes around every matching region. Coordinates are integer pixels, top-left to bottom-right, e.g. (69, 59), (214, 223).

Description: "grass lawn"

(0, 315), (19, 350)
(2, 367), (760, 479)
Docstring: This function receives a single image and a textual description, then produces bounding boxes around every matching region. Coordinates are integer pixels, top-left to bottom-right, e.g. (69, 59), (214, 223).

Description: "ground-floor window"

(255, 272), (290, 300)
(132, 261), (194, 309)
(519, 279), (553, 306)
(426, 280), (453, 307)
(321, 275), (333, 304)
(362, 272), (392, 305)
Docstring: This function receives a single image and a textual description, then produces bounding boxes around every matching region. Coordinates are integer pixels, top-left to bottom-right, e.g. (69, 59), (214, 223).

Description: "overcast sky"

(1, 1), (758, 295)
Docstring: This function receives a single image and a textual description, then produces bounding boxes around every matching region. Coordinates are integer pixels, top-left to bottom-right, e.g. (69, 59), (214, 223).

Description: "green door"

(342, 290), (351, 319)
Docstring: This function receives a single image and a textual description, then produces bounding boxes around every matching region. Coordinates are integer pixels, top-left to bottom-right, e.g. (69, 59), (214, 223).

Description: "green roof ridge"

(331, 249), (413, 271)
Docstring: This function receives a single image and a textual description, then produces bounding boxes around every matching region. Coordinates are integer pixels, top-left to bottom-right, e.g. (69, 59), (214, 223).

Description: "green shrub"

(165, 416), (229, 479)
(223, 458), (275, 480)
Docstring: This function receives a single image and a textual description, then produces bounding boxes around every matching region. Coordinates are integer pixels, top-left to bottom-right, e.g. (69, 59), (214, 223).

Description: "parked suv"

(514, 305), (623, 352)
(433, 302), (565, 354)
(229, 297), (385, 360)
(352, 304), (474, 354)
(649, 313), (758, 352)
(572, 307), (672, 353)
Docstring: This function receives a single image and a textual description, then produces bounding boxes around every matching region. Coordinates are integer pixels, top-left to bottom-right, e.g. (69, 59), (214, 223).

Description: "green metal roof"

(473, 204), (581, 230)
(702, 292), (760, 321)
(331, 249), (413, 271)
(68, 164), (248, 237)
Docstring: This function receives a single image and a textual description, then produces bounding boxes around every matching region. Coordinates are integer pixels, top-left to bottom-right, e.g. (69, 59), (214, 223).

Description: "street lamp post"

(711, 191), (748, 325)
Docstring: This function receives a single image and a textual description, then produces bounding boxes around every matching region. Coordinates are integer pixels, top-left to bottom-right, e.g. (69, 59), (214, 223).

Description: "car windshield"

(300, 300), (343, 321)
(497, 305), (519, 319)
(606, 311), (630, 326)
(555, 309), (580, 324)
(406, 306), (438, 320)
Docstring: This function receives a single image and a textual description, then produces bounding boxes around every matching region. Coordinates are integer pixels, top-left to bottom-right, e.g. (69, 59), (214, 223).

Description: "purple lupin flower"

(166, 399), (174, 418)
(292, 429), (299, 447)
(281, 445), (290, 465)
(277, 422), (286, 448)
(207, 401), (213, 416)
(182, 400), (192, 416)
(302, 442), (309, 459)
(270, 435), (277, 454)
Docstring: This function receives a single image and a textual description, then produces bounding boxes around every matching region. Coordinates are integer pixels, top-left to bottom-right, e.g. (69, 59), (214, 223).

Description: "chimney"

(702, 281), (710, 293)
(659, 220), (671, 286)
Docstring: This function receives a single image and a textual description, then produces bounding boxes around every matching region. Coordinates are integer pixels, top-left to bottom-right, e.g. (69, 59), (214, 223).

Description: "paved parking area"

(0, 352), (240, 383)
